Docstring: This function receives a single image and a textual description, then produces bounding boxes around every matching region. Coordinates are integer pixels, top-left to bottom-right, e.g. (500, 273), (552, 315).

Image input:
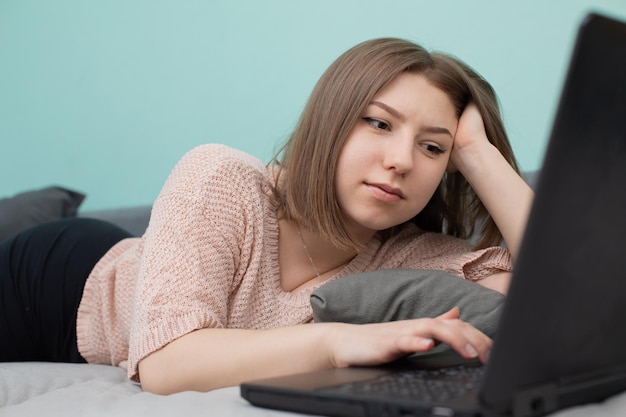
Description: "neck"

(298, 225), (360, 275)
(278, 219), (361, 292)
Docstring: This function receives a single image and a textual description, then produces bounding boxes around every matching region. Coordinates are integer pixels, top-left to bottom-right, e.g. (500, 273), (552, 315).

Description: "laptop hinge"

(512, 383), (559, 417)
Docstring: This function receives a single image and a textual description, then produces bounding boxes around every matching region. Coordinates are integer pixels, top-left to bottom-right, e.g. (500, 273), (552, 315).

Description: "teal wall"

(2, 0), (626, 210)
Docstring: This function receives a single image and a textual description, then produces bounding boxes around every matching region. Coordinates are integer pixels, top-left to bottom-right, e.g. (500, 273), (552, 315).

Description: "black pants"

(0, 218), (131, 362)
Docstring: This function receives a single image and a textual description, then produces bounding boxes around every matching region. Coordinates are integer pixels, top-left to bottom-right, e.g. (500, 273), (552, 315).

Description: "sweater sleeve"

(378, 227), (512, 281)
(127, 144), (270, 381)
(406, 232), (512, 281)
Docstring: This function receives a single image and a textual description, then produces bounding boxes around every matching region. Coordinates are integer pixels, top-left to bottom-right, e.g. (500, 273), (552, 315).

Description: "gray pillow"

(311, 269), (504, 338)
(0, 186), (86, 241)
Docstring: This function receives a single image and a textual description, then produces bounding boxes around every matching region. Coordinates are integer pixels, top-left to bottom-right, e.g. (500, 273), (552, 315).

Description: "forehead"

(370, 72), (458, 126)
(373, 72), (450, 101)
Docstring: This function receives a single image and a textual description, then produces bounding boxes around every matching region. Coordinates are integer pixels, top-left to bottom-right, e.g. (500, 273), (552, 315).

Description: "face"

(335, 72), (458, 240)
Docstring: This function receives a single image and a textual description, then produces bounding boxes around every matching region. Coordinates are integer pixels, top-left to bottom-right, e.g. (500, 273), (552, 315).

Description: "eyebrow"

(370, 100), (453, 138)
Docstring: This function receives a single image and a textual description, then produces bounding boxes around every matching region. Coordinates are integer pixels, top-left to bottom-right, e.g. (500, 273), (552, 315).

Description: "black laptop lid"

(480, 13), (626, 414)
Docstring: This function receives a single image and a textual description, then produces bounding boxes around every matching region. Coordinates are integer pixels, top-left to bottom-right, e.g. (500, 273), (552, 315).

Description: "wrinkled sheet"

(2, 362), (626, 417)
(0, 363), (310, 417)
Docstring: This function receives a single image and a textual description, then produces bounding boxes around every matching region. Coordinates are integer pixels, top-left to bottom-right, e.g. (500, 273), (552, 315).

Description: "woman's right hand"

(328, 307), (491, 368)
(139, 307), (490, 394)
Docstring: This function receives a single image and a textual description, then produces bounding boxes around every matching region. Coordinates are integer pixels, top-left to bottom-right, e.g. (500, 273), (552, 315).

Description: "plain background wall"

(2, 0), (626, 210)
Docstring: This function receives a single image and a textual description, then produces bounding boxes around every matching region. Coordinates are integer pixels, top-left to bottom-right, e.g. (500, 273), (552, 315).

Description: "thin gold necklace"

(297, 224), (321, 278)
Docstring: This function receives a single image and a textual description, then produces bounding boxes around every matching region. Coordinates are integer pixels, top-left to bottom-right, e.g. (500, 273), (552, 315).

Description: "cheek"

(334, 153), (353, 205)
(431, 159), (450, 187)
(335, 138), (368, 183)
(437, 154), (452, 177)
(409, 159), (449, 201)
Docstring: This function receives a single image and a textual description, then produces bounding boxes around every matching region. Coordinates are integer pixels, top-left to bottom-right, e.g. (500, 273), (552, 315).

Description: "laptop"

(240, 12), (626, 417)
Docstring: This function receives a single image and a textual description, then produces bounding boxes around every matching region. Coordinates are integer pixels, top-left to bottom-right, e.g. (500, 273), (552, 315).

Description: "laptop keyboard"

(319, 365), (484, 402)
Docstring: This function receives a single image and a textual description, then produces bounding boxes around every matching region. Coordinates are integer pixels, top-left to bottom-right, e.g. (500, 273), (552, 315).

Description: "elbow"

(138, 349), (204, 395)
(139, 377), (174, 396)
(138, 356), (179, 395)
(140, 380), (173, 396)
(137, 348), (223, 394)
(136, 329), (235, 394)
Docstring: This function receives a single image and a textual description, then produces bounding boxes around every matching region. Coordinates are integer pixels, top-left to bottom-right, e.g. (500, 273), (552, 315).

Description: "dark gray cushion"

(79, 205), (151, 237)
(0, 186), (86, 241)
(311, 269), (504, 338)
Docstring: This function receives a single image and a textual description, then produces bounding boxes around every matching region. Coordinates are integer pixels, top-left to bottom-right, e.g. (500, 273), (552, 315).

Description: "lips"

(366, 182), (406, 200)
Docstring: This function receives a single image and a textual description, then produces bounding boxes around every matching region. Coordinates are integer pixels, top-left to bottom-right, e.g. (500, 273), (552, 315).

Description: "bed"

(2, 361), (626, 416)
(3, 176), (626, 416)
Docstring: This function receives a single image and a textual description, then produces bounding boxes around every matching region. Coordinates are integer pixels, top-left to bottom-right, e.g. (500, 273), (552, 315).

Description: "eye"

(362, 117), (390, 131)
(421, 143), (445, 155)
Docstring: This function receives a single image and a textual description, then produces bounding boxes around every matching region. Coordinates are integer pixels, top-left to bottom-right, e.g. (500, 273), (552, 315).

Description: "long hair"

(272, 38), (520, 250)
(417, 53), (520, 248)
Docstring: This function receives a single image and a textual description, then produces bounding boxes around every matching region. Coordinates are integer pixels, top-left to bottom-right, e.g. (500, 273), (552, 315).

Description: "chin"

(347, 209), (418, 234)
(359, 219), (407, 233)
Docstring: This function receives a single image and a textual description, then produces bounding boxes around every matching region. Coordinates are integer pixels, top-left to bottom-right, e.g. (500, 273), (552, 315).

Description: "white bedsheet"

(2, 362), (626, 417)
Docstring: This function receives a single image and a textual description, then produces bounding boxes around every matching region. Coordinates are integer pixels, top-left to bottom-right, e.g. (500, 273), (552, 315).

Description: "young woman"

(0, 38), (533, 394)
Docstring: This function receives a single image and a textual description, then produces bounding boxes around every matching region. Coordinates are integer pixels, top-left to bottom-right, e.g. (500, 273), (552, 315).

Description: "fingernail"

(465, 344), (479, 358)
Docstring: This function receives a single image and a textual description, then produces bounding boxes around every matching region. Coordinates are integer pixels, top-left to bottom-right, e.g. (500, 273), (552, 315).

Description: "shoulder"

(162, 144), (273, 198)
(176, 144), (268, 177)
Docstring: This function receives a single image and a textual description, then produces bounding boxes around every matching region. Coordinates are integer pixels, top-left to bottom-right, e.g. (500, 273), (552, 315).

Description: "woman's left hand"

(448, 103), (492, 175)
(447, 102), (534, 264)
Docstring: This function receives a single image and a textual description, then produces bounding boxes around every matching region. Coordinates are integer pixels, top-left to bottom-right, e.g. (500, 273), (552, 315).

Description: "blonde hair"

(272, 38), (520, 250)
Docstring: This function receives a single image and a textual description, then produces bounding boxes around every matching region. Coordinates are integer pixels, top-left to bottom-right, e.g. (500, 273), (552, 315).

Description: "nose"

(382, 135), (414, 175)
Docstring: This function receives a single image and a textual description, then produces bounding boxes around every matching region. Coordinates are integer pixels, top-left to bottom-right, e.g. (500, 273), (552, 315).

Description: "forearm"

(476, 271), (512, 295)
(455, 143), (534, 260)
(139, 324), (335, 394)
(139, 312), (495, 395)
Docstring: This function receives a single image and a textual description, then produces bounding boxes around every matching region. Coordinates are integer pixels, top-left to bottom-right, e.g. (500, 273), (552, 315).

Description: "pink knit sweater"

(76, 144), (512, 381)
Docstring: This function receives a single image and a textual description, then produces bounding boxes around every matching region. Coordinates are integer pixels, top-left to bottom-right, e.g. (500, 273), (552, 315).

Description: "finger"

(393, 335), (435, 355)
(413, 318), (491, 363)
(444, 319), (492, 363)
(436, 307), (460, 320)
(459, 327), (491, 363)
